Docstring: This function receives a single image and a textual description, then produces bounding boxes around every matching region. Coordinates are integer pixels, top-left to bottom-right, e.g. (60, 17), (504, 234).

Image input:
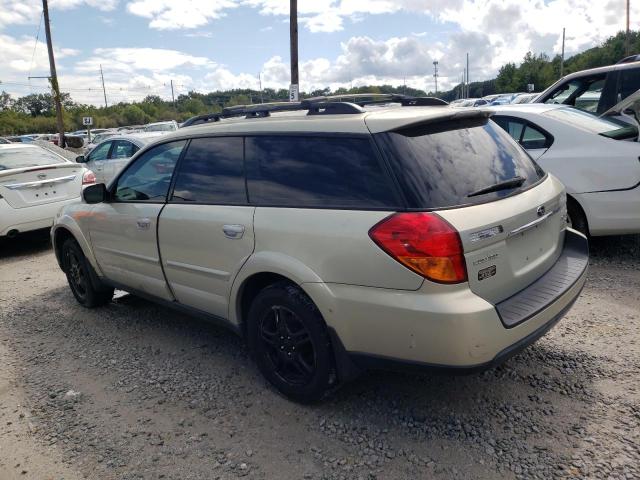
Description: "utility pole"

(466, 53), (470, 98)
(100, 64), (108, 108)
(560, 28), (566, 78)
(258, 72), (264, 103)
(433, 61), (439, 94)
(289, 0), (299, 101)
(42, 0), (65, 148)
(170, 79), (176, 111)
(626, 0), (631, 56)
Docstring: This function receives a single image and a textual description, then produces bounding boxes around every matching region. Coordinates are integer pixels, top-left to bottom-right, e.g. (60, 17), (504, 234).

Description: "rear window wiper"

(467, 176), (526, 198)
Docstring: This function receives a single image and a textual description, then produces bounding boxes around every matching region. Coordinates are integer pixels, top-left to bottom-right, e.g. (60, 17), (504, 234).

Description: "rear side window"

(110, 140), (137, 159)
(245, 136), (399, 209)
(376, 119), (545, 209)
(170, 137), (246, 204)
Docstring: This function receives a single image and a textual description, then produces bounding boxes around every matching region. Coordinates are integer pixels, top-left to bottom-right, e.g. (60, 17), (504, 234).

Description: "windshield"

(375, 118), (545, 209)
(0, 146), (67, 171)
(145, 123), (176, 132)
(543, 107), (638, 138)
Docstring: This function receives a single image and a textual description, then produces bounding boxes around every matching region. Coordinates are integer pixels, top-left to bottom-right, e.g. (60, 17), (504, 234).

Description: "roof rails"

(180, 94), (448, 127)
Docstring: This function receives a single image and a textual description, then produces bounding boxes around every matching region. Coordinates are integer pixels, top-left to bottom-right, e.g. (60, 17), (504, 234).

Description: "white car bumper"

(0, 196), (81, 237)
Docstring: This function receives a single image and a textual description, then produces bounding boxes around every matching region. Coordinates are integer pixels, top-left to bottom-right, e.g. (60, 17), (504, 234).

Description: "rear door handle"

(136, 218), (151, 230)
(223, 224), (245, 239)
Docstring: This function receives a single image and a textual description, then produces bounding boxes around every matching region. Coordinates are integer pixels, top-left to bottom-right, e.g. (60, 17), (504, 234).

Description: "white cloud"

(126, 0), (237, 30)
(0, 0), (118, 29)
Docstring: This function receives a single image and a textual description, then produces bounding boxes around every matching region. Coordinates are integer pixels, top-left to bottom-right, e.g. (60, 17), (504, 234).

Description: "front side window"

(110, 140), (137, 159)
(245, 136), (399, 209)
(89, 141), (111, 161)
(171, 137), (246, 204)
(113, 140), (186, 202)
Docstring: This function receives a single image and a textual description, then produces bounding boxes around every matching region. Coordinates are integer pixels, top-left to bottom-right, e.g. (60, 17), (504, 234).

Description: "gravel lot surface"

(0, 233), (638, 480)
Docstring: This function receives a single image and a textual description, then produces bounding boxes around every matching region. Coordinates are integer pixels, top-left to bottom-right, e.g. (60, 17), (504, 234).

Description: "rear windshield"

(375, 118), (545, 209)
(543, 107), (638, 139)
(0, 146), (67, 171)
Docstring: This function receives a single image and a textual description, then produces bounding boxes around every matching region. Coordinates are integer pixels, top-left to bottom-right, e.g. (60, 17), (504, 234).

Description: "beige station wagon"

(52, 95), (589, 402)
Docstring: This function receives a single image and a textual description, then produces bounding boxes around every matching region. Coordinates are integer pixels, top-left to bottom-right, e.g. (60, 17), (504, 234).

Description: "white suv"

(51, 95), (589, 402)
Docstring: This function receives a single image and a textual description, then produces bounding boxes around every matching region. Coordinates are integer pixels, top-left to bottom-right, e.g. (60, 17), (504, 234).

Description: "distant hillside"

(0, 30), (638, 135)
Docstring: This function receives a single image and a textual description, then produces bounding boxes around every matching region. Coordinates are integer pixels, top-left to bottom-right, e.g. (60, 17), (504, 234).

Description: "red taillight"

(82, 169), (96, 185)
(368, 212), (468, 284)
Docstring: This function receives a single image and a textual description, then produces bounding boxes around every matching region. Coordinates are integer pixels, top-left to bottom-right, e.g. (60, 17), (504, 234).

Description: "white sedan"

(488, 103), (640, 236)
(0, 144), (95, 238)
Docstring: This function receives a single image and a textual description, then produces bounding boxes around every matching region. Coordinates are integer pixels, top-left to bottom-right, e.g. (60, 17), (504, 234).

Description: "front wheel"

(62, 239), (113, 308)
(247, 282), (335, 403)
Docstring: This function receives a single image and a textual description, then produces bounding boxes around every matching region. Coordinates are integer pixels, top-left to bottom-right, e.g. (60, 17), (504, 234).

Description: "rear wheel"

(567, 197), (589, 236)
(62, 239), (113, 308)
(247, 282), (335, 403)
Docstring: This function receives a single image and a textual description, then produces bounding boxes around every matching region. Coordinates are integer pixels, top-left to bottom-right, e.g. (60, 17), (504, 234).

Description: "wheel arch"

(566, 194), (590, 236)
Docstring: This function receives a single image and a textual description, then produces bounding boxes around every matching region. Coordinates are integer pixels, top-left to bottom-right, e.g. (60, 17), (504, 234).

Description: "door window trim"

(109, 139), (189, 204)
(166, 135), (249, 206)
(491, 115), (554, 149)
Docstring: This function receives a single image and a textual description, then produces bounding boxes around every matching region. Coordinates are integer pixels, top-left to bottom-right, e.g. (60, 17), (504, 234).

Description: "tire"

(62, 239), (113, 308)
(567, 198), (589, 236)
(247, 281), (335, 403)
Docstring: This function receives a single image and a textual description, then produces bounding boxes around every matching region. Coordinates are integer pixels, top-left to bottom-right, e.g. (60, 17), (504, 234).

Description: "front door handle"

(223, 224), (245, 239)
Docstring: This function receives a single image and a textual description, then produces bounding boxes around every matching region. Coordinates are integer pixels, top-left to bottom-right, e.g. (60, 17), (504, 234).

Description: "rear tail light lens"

(369, 212), (467, 284)
(82, 169), (97, 185)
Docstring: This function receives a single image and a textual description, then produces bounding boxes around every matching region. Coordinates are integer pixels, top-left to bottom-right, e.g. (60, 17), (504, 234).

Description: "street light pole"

(42, 0), (65, 148)
(433, 61), (439, 94)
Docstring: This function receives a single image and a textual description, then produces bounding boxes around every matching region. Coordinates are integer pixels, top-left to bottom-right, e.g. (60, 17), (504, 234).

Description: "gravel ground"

(0, 232), (638, 480)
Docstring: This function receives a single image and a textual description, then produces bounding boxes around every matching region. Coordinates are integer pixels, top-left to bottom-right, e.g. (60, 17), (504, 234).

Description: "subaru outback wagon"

(52, 95), (589, 402)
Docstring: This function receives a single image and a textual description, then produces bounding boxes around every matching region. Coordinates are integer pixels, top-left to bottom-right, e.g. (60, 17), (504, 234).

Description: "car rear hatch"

(0, 163), (83, 208)
(371, 111), (567, 305)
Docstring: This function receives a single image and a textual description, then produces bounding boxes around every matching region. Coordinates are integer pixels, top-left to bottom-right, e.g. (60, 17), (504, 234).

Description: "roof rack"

(180, 94), (448, 127)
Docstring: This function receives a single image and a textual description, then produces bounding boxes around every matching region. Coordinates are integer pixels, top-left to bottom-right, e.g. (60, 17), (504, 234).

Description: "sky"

(0, 0), (636, 105)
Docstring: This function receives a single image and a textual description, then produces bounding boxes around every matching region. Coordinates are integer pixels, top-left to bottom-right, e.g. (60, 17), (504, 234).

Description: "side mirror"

(83, 183), (107, 204)
(76, 155), (86, 163)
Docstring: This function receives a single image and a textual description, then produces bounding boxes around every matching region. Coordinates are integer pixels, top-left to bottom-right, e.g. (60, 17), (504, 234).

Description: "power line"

(28, 12), (44, 81)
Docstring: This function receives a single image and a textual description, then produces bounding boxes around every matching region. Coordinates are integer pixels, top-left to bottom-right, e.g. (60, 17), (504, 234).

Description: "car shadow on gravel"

(588, 233), (639, 265)
(0, 230), (52, 260)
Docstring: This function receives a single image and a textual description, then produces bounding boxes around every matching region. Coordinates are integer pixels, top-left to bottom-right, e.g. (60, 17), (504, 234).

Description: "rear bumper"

(304, 229), (588, 374)
(0, 197), (80, 236)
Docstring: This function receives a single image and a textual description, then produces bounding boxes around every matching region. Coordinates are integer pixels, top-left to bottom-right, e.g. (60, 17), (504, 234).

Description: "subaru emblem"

(536, 205), (546, 217)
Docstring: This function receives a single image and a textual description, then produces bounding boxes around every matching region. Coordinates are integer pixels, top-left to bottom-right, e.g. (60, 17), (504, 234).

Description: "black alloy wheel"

(259, 305), (316, 386)
(247, 282), (335, 403)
